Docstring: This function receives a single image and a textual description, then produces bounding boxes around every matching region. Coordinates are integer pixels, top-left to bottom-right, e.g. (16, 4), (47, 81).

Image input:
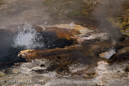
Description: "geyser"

(13, 22), (44, 49)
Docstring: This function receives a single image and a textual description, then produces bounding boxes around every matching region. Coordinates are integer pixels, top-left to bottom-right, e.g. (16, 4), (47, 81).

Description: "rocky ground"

(1, 0), (129, 86)
(0, 23), (129, 86)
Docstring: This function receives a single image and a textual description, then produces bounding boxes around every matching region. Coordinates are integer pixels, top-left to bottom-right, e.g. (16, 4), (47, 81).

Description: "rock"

(34, 25), (45, 32)
(107, 54), (118, 63)
(12, 69), (19, 74)
(99, 52), (107, 59)
(18, 49), (35, 58)
(82, 72), (96, 79)
(43, 27), (80, 40)
(53, 24), (93, 36)
(0, 71), (5, 77)
(14, 63), (22, 66)
(108, 46), (129, 63)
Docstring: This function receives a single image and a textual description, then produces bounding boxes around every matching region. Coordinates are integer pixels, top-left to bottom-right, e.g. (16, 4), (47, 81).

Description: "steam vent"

(1, 0), (129, 86)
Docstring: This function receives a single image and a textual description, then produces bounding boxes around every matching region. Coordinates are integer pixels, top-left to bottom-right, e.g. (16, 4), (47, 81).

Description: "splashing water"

(70, 22), (75, 27)
(13, 22), (44, 49)
(105, 48), (116, 59)
(99, 48), (116, 59)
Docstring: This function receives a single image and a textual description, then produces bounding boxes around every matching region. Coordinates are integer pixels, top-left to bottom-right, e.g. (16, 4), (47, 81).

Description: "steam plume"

(93, 0), (124, 40)
(13, 22), (44, 49)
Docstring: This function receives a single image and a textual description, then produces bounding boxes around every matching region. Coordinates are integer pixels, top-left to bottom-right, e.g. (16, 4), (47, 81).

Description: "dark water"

(0, 30), (23, 68)
(0, 0), (85, 68)
(0, 30), (15, 58)
(0, 26), (74, 68)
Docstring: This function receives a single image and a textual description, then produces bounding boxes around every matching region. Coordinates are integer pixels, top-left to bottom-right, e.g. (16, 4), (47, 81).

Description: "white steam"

(105, 48), (116, 59)
(80, 33), (109, 41)
(99, 48), (116, 59)
(13, 22), (44, 49)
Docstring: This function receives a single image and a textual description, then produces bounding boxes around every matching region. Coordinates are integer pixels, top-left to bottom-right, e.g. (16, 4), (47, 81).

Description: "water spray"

(13, 22), (44, 49)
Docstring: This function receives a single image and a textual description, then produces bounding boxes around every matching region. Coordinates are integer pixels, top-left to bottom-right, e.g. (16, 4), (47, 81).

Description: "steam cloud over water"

(13, 22), (44, 49)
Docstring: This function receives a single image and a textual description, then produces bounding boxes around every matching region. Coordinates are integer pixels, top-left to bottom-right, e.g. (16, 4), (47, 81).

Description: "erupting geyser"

(13, 22), (44, 49)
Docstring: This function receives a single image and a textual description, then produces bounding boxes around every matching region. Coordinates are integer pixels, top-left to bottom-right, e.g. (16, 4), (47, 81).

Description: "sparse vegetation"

(41, 0), (129, 34)
(42, 0), (98, 26)
(106, 1), (129, 36)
